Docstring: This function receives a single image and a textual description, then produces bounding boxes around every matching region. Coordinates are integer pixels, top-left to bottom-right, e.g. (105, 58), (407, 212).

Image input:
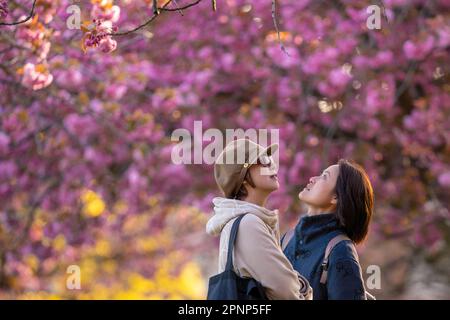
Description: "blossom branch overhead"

(0, 0), (37, 26)
(1, 1), (286, 47)
(0, 0), (290, 91)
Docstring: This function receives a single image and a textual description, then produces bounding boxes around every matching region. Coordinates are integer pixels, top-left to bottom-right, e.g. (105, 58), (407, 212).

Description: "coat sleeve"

(326, 241), (367, 300)
(234, 214), (305, 300)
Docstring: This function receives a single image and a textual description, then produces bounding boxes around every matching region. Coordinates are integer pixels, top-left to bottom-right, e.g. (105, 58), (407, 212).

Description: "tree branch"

(111, 0), (204, 37)
(160, 0), (203, 12)
(0, 0), (37, 26)
(271, 0), (290, 56)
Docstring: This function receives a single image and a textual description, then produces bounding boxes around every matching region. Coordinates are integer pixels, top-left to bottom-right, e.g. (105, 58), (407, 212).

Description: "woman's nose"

(309, 176), (317, 183)
(270, 161), (278, 172)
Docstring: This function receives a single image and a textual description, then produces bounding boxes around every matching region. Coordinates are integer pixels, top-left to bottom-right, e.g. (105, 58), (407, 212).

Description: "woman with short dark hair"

(282, 159), (374, 300)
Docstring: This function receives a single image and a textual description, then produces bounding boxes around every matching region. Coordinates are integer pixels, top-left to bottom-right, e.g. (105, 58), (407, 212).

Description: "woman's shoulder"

(329, 237), (360, 263)
(235, 214), (277, 245)
(239, 214), (270, 232)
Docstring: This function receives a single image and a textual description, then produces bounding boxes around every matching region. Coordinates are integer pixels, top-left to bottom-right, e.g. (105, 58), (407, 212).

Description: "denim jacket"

(283, 213), (367, 300)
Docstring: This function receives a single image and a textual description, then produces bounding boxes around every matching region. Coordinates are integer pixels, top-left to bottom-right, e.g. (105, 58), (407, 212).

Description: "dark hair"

(335, 159), (374, 244)
(234, 170), (255, 200)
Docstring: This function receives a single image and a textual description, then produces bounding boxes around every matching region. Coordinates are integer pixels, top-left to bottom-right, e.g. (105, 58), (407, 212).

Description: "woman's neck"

(244, 191), (270, 208)
(307, 205), (335, 216)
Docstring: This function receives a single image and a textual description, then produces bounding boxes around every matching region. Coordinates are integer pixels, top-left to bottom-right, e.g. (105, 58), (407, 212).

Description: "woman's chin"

(266, 178), (279, 190)
(298, 189), (306, 200)
(271, 181), (280, 191)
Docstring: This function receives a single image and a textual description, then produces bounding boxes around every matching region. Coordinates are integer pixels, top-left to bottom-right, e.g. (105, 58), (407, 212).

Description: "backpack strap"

(319, 234), (351, 284)
(281, 229), (295, 251)
(225, 214), (247, 271)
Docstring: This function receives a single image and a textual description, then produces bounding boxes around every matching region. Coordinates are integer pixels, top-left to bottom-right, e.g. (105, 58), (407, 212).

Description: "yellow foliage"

(53, 234), (66, 251)
(63, 258), (206, 300)
(265, 31), (293, 43)
(81, 190), (106, 217)
(17, 291), (62, 300)
(128, 273), (155, 293)
(17, 110), (29, 123)
(78, 92), (90, 106)
(12, 203), (209, 300)
(24, 254), (39, 271)
(177, 262), (207, 299)
(94, 239), (111, 256)
(103, 260), (117, 274)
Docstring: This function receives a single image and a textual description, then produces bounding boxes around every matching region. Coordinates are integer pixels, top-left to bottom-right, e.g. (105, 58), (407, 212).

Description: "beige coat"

(206, 197), (312, 300)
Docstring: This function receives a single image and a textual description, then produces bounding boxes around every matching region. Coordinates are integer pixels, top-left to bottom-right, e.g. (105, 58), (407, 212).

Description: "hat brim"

(229, 142), (279, 199)
(264, 143), (278, 157)
(249, 143), (279, 165)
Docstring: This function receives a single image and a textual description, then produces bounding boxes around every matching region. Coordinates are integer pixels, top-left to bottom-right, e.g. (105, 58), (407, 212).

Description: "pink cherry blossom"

(99, 36), (117, 53)
(91, 4), (121, 23)
(21, 63), (53, 90)
(438, 172), (450, 188)
(0, 0), (8, 19)
(403, 35), (435, 60)
(82, 19), (118, 53)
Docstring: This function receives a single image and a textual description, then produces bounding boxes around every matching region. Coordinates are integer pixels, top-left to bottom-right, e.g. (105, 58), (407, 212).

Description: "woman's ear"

(331, 194), (338, 205)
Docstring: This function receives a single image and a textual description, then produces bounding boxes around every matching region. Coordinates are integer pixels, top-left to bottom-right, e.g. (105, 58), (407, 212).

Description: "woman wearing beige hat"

(206, 138), (312, 300)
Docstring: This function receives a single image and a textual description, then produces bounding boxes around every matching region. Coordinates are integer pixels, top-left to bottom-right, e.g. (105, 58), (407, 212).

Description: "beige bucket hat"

(214, 138), (278, 199)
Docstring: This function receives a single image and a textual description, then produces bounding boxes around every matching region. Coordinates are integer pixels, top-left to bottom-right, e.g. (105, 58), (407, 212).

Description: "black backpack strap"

(281, 229), (295, 251)
(280, 232), (286, 244)
(225, 214), (247, 271)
